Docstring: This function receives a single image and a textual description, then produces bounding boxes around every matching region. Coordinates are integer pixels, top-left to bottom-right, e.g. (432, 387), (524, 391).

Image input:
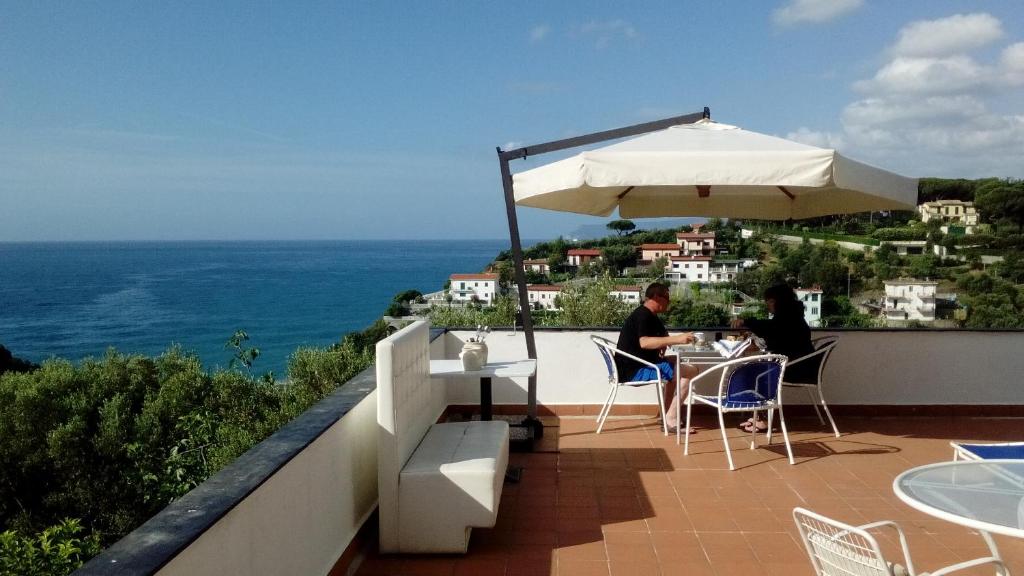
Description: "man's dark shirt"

(615, 305), (668, 381)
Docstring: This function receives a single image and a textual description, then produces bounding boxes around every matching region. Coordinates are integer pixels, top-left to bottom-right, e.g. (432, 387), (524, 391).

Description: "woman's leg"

(666, 364), (699, 429)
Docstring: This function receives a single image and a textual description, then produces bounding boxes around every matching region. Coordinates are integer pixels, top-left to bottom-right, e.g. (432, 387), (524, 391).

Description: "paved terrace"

(357, 415), (1024, 576)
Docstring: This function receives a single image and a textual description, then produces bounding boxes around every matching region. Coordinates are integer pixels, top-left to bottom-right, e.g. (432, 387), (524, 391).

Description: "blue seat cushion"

(957, 443), (1024, 459)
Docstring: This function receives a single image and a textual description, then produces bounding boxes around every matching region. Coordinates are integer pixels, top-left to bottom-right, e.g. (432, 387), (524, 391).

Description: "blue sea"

(0, 240), (519, 376)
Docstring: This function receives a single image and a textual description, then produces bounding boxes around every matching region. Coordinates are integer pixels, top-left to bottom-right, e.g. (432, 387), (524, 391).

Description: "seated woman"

(729, 283), (815, 432)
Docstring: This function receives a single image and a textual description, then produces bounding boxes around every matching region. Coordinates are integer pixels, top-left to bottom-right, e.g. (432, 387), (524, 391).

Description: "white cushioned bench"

(376, 321), (509, 554)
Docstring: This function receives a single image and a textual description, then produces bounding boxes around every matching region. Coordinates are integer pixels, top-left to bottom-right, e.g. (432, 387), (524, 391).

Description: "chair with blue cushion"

(683, 354), (793, 470)
(950, 441), (1024, 461)
(590, 335), (669, 435)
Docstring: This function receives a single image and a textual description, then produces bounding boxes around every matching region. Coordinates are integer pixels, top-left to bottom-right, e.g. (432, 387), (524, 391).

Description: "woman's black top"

(744, 312), (817, 384)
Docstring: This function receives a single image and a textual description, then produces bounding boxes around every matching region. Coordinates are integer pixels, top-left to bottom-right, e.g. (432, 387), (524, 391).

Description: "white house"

(448, 273), (498, 304)
(640, 243), (681, 262)
(675, 231), (716, 256)
(526, 284), (562, 310)
(522, 259), (550, 275)
(881, 240), (928, 256)
(795, 287), (823, 328)
(567, 249), (602, 267)
(609, 285), (642, 304)
(883, 279), (938, 323)
(664, 255), (711, 282)
(919, 200), (979, 232)
(707, 259), (742, 283)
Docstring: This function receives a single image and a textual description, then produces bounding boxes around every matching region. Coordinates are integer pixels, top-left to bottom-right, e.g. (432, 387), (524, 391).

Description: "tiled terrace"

(357, 414), (1024, 576)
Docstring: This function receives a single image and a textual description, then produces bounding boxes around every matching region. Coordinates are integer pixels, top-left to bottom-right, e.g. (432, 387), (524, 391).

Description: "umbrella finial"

(703, 106), (710, 120)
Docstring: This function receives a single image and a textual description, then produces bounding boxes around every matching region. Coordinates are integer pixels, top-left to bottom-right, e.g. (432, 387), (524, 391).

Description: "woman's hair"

(763, 283), (804, 316)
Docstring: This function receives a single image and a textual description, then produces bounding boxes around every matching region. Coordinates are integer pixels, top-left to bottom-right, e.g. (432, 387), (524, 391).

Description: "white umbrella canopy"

(513, 119), (918, 220)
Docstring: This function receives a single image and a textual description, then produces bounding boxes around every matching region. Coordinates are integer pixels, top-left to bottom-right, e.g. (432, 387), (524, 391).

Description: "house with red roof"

(567, 248), (602, 267)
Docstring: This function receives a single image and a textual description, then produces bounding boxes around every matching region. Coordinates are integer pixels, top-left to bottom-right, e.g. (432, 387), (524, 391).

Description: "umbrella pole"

(496, 107), (710, 441)
(497, 149), (542, 437)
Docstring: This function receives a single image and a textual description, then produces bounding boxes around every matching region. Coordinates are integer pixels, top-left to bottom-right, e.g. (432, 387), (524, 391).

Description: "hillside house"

(884, 279), (938, 324)
(567, 248), (602, 267)
(609, 285), (642, 304)
(795, 286), (823, 327)
(707, 259), (742, 283)
(675, 231), (716, 256)
(664, 255), (711, 283)
(639, 243), (681, 263)
(526, 284), (562, 310)
(919, 200), (979, 233)
(449, 273), (498, 305)
(522, 259), (550, 275)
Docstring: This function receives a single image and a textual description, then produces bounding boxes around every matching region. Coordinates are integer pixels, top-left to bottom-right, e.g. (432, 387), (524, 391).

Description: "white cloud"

(529, 24), (549, 44)
(854, 56), (992, 95)
(806, 12), (1024, 178)
(890, 13), (1003, 57)
(574, 19), (637, 48)
(772, 0), (863, 26)
(785, 127), (845, 149)
(502, 141), (524, 151)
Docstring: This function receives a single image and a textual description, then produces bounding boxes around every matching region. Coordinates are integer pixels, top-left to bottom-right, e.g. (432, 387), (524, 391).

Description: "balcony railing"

(75, 327), (1024, 576)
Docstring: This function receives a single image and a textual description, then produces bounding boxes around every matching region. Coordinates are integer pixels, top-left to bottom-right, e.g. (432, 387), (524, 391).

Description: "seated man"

(616, 282), (697, 433)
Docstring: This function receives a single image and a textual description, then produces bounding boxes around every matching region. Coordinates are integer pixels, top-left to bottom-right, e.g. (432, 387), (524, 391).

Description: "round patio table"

(894, 459), (1024, 571)
(894, 459), (1024, 539)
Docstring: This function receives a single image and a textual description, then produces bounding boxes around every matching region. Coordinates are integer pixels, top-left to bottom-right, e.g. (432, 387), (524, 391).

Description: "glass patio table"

(894, 459), (1024, 568)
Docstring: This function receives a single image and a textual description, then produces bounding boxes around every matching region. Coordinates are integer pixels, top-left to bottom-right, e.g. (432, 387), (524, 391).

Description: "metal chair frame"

(782, 335), (841, 437)
(683, 353), (793, 470)
(590, 335), (669, 435)
(793, 507), (1008, 576)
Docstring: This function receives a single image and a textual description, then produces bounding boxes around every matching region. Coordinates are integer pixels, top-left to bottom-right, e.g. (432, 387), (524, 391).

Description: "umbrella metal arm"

(496, 107), (710, 422)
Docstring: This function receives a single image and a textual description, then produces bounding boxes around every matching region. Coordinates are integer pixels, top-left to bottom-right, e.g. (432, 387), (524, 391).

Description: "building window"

(811, 307), (818, 315)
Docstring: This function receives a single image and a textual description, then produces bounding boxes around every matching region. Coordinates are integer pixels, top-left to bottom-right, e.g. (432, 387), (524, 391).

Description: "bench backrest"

(376, 320), (440, 551)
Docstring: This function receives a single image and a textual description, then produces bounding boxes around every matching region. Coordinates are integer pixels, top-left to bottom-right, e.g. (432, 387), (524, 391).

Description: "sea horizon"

(0, 239), (539, 376)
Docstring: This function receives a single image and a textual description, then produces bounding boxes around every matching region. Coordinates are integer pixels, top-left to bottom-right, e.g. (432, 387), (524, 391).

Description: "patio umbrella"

(513, 119), (918, 219)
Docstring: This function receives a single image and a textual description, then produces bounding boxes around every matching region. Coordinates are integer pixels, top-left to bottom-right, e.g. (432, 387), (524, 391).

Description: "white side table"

(430, 359), (537, 421)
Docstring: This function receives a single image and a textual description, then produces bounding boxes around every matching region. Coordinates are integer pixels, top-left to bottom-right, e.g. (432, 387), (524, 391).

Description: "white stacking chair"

(793, 507), (1008, 576)
(590, 335), (669, 435)
(782, 336), (841, 437)
(683, 354), (792, 470)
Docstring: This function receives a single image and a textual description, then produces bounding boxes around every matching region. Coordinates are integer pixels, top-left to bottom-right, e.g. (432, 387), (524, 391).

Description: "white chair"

(793, 507), (1008, 576)
(782, 336), (841, 437)
(683, 354), (793, 470)
(590, 335), (669, 435)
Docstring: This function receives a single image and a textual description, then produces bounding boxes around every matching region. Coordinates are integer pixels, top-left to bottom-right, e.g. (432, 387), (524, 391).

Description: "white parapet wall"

(155, 390), (379, 576)
(443, 329), (1024, 407)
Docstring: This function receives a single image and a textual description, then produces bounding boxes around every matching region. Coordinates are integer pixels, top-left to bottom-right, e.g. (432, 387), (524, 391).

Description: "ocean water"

(0, 240), (516, 376)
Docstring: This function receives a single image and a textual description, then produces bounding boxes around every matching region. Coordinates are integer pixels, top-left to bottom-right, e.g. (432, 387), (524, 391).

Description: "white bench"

(376, 321), (509, 553)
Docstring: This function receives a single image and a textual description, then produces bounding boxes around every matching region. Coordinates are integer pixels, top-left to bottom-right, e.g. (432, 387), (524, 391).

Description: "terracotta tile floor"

(357, 415), (1024, 576)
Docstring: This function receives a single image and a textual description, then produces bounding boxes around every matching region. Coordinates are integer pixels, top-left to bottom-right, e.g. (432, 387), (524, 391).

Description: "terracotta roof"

(669, 255), (712, 261)
(639, 243), (680, 250)
(527, 284), (563, 291)
(676, 232), (715, 239)
(449, 273), (498, 281)
(522, 259), (548, 265)
(612, 285), (642, 292)
(567, 249), (602, 256)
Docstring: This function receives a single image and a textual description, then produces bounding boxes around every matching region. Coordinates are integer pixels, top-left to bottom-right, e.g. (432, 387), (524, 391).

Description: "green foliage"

(606, 219), (636, 236)
(918, 178), (978, 203)
(391, 289), (423, 304)
(549, 275), (631, 327)
(664, 299), (730, 328)
(872, 227), (928, 241)
(225, 330), (260, 376)
(975, 178), (1024, 231)
(0, 325), (383, 569)
(385, 302), (408, 317)
(0, 519), (101, 576)
(428, 295), (517, 328)
(600, 245), (637, 274)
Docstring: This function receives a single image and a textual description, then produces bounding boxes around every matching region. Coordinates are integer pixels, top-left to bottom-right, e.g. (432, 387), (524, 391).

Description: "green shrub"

(0, 519), (100, 576)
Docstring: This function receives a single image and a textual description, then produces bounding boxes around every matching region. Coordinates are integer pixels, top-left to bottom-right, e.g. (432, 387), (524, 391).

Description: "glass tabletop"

(893, 459), (1024, 538)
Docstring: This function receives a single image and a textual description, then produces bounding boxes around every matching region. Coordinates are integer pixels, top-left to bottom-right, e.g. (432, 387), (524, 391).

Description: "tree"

(975, 179), (1024, 231)
(606, 219), (636, 236)
(392, 289), (422, 304)
(601, 245), (637, 273)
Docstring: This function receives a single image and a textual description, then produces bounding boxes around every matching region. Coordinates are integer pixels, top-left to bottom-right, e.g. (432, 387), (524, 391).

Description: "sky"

(1, 0), (1022, 241)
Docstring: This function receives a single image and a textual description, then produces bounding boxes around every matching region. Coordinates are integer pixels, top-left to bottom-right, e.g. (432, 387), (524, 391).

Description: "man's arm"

(639, 333), (693, 349)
